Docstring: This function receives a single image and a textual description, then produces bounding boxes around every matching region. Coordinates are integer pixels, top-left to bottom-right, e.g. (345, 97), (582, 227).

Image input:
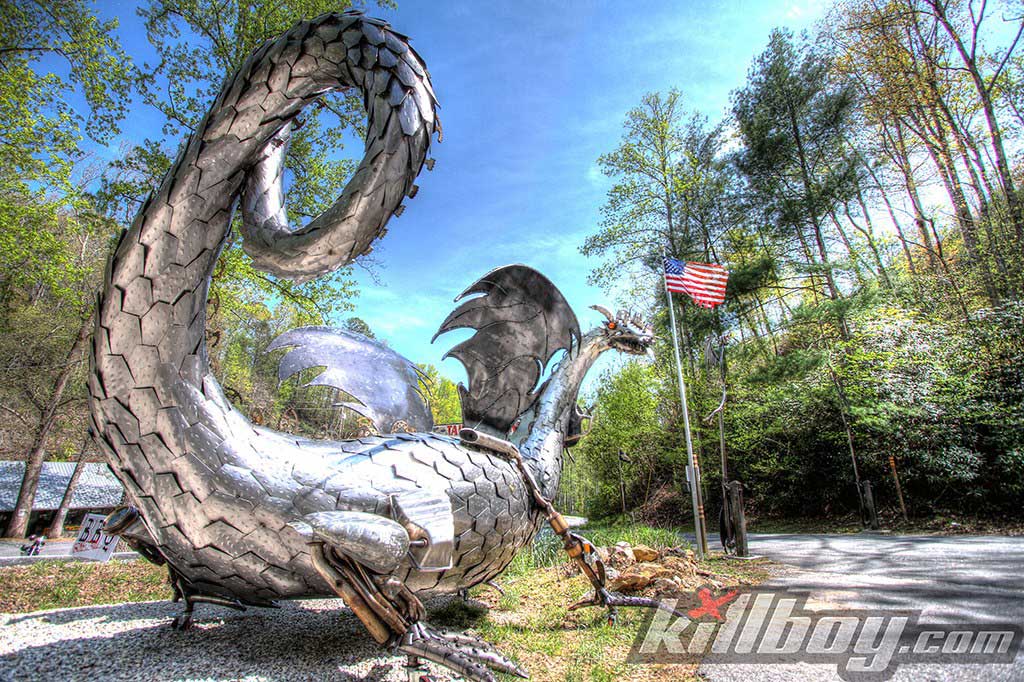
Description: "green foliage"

(418, 364), (462, 425)
(0, 0), (133, 309)
(0, 0), (132, 188)
(576, 15), (1024, 522)
(573, 362), (673, 518)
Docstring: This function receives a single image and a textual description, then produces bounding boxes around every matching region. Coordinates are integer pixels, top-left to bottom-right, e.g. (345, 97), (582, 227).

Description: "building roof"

(0, 460), (123, 512)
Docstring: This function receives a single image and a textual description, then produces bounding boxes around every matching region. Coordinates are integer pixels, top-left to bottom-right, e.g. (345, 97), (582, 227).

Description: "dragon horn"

(589, 305), (615, 322)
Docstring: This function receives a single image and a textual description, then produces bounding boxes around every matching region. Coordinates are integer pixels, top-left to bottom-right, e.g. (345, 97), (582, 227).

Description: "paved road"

(698, 533), (1024, 682)
(0, 539), (79, 559)
(0, 539), (136, 566)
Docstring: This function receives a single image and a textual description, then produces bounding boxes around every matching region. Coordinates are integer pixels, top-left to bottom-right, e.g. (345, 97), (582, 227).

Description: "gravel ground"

(0, 597), (463, 682)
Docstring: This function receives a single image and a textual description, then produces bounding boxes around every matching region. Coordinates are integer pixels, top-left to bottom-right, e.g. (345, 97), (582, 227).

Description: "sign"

(71, 513), (119, 562)
(435, 423), (463, 437)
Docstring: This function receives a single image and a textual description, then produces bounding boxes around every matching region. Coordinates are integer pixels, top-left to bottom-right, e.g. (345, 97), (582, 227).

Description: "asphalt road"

(697, 533), (1024, 682)
(0, 539), (136, 566)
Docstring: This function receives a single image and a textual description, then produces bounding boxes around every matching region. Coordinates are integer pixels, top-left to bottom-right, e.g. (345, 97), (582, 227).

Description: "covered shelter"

(0, 461), (123, 536)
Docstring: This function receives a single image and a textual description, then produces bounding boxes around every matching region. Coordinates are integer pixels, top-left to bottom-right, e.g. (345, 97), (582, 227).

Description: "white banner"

(71, 513), (119, 562)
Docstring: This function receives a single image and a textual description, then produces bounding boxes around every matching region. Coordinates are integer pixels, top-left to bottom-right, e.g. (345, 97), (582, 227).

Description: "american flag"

(664, 257), (729, 309)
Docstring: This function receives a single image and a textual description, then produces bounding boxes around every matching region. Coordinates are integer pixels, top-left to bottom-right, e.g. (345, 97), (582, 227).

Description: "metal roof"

(0, 461), (123, 512)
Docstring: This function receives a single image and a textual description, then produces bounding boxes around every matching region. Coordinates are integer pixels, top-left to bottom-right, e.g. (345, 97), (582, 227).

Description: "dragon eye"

(607, 322), (617, 330)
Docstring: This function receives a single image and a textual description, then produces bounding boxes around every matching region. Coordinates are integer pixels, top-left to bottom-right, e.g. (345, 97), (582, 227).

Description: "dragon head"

(589, 305), (655, 356)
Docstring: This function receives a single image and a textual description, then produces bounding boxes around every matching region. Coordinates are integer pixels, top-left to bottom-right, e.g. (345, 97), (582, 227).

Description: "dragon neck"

(513, 328), (610, 499)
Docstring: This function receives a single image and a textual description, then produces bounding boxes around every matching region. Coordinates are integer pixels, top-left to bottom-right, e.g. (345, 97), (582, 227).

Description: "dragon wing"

(432, 264), (580, 434)
(268, 326), (433, 433)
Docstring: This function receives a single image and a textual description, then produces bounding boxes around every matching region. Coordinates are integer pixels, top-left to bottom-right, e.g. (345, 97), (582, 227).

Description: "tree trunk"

(4, 310), (94, 538)
(927, 0), (1024, 244)
(830, 212), (870, 287)
(887, 121), (939, 271)
(47, 439), (89, 538)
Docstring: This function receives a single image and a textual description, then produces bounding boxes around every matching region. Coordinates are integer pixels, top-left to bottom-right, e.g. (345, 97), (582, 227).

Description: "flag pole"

(663, 251), (708, 560)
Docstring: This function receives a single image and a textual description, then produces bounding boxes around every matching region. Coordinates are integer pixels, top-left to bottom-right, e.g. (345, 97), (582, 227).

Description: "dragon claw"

(569, 589), (689, 620)
(398, 622), (528, 681)
(170, 613), (194, 631)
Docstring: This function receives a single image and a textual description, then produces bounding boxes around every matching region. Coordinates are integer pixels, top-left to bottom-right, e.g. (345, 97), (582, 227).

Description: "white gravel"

(0, 598), (464, 682)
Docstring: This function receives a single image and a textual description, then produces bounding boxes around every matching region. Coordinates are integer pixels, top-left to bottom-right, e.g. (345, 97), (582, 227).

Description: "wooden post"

(889, 455), (908, 522)
(728, 481), (748, 557)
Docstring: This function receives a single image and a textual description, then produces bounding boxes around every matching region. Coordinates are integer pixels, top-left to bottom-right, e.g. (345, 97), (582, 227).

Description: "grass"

(0, 558), (171, 613)
(0, 524), (774, 681)
(505, 521), (690, 576)
(437, 521), (772, 681)
(435, 566), (691, 681)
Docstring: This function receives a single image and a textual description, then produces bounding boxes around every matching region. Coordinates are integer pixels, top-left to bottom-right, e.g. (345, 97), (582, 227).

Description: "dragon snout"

(589, 305), (655, 356)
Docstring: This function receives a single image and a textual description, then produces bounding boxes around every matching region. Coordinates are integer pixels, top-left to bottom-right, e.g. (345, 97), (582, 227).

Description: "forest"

(1, 0), (1022, 537)
(570, 0), (1024, 524)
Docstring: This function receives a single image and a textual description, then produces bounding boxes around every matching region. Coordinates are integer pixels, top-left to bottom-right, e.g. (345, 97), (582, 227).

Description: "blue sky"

(94, 0), (828, 389)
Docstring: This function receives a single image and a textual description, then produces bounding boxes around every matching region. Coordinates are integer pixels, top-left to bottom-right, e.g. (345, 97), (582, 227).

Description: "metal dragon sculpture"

(89, 11), (667, 681)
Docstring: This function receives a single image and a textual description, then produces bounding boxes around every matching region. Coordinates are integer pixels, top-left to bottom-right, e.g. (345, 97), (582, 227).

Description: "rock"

(608, 542), (635, 569)
(632, 544), (659, 562)
(651, 578), (681, 595)
(608, 562), (661, 592)
(662, 556), (697, 576)
(666, 545), (696, 560)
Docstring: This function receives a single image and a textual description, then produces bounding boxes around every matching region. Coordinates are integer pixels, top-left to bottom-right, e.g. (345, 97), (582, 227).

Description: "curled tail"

(87, 11), (438, 579)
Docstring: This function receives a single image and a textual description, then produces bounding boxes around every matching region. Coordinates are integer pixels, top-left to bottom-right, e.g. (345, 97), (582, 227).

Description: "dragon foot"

(168, 567), (246, 631)
(170, 609), (194, 631)
(311, 543), (526, 681)
(554, 526), (689, 626)
(399, 623), (527, 682)
(568, 588), (689, 624)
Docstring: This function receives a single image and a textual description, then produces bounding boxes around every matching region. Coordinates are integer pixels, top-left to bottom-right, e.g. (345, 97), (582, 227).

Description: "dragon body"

(89, 12), (655, 680)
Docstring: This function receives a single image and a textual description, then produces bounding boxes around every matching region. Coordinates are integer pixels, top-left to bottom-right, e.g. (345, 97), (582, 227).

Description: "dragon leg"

(167, 567), (247, 631)
(310, 543), (526, 682)
(461, 428), (689, 626)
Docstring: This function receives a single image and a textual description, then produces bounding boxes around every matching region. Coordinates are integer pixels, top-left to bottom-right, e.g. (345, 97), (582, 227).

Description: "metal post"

(617, 449), (627, 516)
(663, 255), (707, 559)
(861, 481), (879, 530)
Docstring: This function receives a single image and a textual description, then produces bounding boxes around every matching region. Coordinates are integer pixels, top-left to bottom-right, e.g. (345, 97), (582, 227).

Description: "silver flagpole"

(663, 251), (706, 560)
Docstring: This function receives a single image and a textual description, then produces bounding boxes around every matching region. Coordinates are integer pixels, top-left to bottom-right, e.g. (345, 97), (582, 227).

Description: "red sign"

(435, 423), (462, 436)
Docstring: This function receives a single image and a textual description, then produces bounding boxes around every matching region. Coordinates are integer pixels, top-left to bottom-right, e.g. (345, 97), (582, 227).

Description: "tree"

(0, 1), (133, 537)
(574, 362), (666, 518)
(418, 364), (462, 425)
(0, 0), (131, 188)
(343, 317), (377, 339)
(921, 0), (1024, 244)
(0, 0), (132, 312)
(733, 29), (860, 310)
(581, 89), (693, 289)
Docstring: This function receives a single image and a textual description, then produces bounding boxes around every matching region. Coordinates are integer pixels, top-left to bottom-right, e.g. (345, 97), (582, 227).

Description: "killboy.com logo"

(629, 587), (1021, 680)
